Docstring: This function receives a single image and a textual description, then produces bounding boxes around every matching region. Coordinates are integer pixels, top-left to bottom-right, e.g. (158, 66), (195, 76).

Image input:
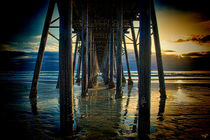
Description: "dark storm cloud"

(172, 35), (210, 44)
(181, 51), (210, 70)
(181, 51), (210, 58)
(160, 52), (210, 71)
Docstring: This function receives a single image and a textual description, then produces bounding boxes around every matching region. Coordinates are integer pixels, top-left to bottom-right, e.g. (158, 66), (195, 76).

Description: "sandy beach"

(1, 70), (210, 139)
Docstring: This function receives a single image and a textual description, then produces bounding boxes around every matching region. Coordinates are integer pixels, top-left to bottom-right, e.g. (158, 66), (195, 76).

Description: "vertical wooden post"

(109, 27), (115, 88)
(57, 34), (79, 87)
(88, 28), (93, 88)
(101, 42), (109, 85)
(76, 53), (82, 83)
(158, 98), (166, 121)
(92, 41), (98, 85)
(56, 75), (60, 88)
(123, 35), (133, 85)
(81, 0), (88, 96)
(106, 39), (110, 85)
(116, 0), (123, 96)
(113, 43), (117, 78)
(88, 28), (91, 87)
(151, 0), (166, 99)
(30, 0), (56, 98)
(73, 34), (79, 77)
(130, 21), (140, 75)
(57, 0), (73, 134)
(122, 67), (126, 83)
(138, 0), (151, 138)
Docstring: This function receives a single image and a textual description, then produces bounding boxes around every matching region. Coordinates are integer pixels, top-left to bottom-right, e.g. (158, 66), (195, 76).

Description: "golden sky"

(156, 8), (210, 55)
(122, 7), (210, 57)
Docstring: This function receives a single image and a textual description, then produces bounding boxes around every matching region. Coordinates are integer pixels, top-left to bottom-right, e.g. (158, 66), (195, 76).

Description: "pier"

(30, 0), (166, 137)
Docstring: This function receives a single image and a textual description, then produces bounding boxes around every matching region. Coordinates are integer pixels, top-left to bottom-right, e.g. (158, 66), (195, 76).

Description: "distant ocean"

(1, 70), (210, 85)
(1, 51), (210, 84)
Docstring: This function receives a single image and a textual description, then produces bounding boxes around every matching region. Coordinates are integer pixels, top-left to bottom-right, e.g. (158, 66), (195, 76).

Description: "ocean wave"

(1, 71), (210, 84)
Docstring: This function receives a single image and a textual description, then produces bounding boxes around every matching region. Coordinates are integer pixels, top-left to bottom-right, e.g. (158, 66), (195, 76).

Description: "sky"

(0, 0), (209, 70)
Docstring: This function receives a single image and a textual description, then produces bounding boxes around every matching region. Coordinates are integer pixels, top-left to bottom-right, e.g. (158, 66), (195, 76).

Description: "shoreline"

(1, 71), (210, 139)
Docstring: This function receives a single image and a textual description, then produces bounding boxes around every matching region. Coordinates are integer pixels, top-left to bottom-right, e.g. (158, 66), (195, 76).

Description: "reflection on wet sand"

(158, 98), (166, 121)
(60, 109), (74, 137)
(60, 96), (74, 137)
(30, 92), (74, 138)
(30, 97), (38, 115)
(3, 70), (210, 139)
(30, 97), (53, 139)
(138, 98), (151, 139)
(76, 87), (122, 139)
(121, 85), (133, 123)
(29, 82), (210, 139)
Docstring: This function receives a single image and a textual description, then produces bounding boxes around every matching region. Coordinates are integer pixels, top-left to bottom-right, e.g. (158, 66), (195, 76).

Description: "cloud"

(199, 20), (210, 30)
(162, 50), (176, 53)
(181, 51), (210, 58)
(32, 35), (42, 40)
(180, 51), (210, 70)
(23, 42), (39, 45)
(172, 35), (210, 44)
(0, 43), (13, 51)
(0, 41), (40, 52)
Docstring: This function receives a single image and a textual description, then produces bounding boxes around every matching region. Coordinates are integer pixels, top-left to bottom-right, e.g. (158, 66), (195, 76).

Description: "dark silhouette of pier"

(29, 0), (166, 137)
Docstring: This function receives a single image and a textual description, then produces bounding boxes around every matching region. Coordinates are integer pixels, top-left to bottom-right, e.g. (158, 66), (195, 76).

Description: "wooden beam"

(105, 39), (110, 85)
(30, 0), (56, 98)
(57, 0), (74, 134)
(50, 17), (60, 24)
(81, 0), (88, 96)
(123, 34), (133, 85)
(88, 28), (94, 88)
(73, 34), (79, 83)
(49, 26), (59, 28)
(124, 34), (133, 42)
(108, 26), (115, 88)
(76, 53), (82, 83)
(130, 20), (140, 76)
(116, 0), (123, 96)
(151, 0), (166, 99)
(138, 0), (151, 138)
(48, 31), (59, 41)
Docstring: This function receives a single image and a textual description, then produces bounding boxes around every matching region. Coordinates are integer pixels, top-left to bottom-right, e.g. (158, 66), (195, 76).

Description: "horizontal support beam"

(49, 26), (59, 28)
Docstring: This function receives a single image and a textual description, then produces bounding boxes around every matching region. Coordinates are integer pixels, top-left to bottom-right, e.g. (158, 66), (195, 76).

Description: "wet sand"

(1, 72), (210, 139)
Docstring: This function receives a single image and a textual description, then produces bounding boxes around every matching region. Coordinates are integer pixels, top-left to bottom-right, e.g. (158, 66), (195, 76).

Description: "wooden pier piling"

(123, 35), (133, 85)
(81, 0), (88, 96)
(138, 0), (152, 137)
(109, 27), (115, 88)
(116, 0), (123, 96)
(105, 38), (110, 85)
(57, 0), (74, 133)
(88, 29), (94, 88)
(130, 20), (140, 76)
(30, 0), (56, 98)
(73, 34), (79, 80)
(151, 0), (166, 99)
(76, 53), (82, 83)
